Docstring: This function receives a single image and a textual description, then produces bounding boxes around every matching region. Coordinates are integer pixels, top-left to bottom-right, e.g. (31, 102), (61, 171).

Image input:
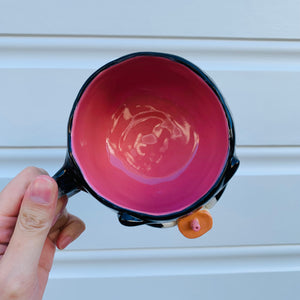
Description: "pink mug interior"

(71, 55), (229, 216)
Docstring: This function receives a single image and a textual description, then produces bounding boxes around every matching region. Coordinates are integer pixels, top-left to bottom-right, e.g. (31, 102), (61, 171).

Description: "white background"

(1, 1), (300, 299)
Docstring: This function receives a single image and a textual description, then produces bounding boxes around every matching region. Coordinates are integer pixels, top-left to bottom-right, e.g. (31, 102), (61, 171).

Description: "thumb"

(2, 175), (58, 275)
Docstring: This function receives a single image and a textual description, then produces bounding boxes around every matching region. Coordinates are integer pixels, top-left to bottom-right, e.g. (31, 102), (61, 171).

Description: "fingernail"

(29, 176), (56, 205)
(59, 236), (73, 250)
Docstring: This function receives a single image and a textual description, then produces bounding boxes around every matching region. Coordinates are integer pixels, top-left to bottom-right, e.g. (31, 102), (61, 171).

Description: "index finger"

(0, 167), (48, 217)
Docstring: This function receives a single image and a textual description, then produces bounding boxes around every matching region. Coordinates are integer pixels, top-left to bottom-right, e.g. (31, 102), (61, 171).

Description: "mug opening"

(71, 55), (229, 216)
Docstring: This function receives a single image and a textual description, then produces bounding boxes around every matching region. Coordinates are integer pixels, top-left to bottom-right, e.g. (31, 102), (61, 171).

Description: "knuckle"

(19, 209), (50, 232)
(79, 219), (86, 232)
(21, 166), (48, 178)
(71, 214), (86, 232)
(37, 167), (49, 176)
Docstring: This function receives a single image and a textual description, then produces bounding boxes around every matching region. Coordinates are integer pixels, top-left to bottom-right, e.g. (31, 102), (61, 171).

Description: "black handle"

(53, 166), (81, 199)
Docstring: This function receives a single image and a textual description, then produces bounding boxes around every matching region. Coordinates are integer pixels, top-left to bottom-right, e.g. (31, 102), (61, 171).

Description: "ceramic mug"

(53, 52), (239, 238)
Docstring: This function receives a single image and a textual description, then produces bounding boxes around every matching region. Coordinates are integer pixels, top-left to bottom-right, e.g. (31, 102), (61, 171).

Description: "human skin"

(0, 167), (85, 299)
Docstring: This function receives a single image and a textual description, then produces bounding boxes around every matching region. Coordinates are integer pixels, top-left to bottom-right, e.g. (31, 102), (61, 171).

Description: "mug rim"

(66, 51), (238, 222)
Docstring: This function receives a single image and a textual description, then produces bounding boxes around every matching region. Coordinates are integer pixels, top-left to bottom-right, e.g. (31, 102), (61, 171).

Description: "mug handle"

(53, 166), (81, 199)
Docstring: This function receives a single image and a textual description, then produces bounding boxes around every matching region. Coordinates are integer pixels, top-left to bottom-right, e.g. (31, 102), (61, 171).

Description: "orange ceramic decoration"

(178, 209), (213, 239)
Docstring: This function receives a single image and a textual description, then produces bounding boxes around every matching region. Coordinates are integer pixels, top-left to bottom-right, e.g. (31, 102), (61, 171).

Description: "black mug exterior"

(53, 52), (239, 226)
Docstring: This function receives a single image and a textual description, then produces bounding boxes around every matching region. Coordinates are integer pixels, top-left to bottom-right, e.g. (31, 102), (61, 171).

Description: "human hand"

(0, 167), (85, 299)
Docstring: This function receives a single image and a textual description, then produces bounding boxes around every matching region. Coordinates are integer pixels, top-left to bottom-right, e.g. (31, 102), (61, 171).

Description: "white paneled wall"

(1, 1), (300, 299)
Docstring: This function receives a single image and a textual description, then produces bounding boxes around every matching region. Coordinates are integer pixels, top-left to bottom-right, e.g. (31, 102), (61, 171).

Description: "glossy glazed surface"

(71, 55), (229, 215)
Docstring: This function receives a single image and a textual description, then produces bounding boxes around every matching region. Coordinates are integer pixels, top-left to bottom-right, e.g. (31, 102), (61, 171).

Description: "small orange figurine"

(178, 209), (213, 239)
